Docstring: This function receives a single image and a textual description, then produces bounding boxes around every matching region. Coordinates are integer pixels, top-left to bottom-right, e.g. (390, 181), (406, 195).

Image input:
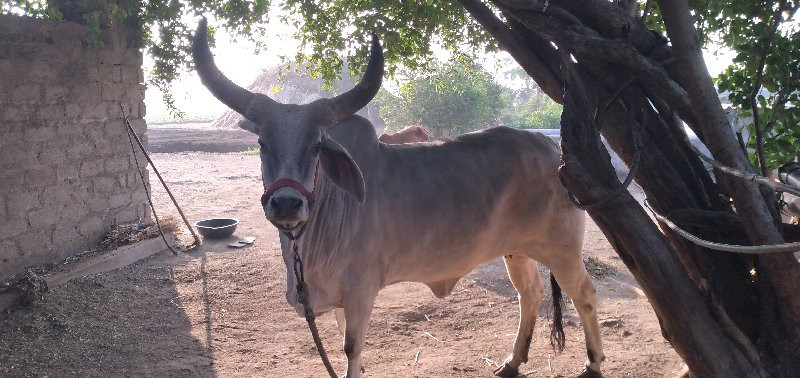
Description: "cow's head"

(192, 19), (383, 233)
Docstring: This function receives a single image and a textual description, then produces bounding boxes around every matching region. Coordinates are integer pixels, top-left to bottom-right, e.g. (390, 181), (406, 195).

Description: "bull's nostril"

(270, 196), (304, 218)
(291, 198), (303, 211)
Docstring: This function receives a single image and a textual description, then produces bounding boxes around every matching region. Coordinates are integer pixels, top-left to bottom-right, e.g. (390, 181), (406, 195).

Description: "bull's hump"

(459, 127), (556, 152)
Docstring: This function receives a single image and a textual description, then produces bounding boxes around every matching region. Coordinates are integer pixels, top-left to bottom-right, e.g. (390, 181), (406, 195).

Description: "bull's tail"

(549, 272), (566, 353)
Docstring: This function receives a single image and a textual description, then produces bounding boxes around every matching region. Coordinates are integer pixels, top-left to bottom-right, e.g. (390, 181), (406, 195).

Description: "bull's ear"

(319, 134), (365, 203)
(238, 119), (259, 134)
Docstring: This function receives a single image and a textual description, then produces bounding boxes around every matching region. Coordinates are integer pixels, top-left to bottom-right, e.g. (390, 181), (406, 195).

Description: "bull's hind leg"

(549, 257), (605, 376)
(494, 255), (545, 377)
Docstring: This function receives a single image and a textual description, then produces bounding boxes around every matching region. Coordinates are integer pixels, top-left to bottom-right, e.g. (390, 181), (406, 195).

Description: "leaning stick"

(120, 105), (202, 248)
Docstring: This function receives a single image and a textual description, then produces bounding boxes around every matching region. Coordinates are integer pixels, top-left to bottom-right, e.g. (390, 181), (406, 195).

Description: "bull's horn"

(192, 18), (276, 122)
(327, 33), (384, 122)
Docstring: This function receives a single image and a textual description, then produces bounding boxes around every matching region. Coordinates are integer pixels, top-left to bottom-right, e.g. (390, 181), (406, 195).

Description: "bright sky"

(144, 23), (298, 122)
(143, 27), (735, 123)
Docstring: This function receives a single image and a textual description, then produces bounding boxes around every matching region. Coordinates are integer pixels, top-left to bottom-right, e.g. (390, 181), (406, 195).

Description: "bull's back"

(378, 127), (562, 211)
(369, 127), (573, 282)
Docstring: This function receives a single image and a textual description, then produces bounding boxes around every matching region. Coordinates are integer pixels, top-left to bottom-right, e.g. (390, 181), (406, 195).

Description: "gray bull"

(192, 19), (604, 378)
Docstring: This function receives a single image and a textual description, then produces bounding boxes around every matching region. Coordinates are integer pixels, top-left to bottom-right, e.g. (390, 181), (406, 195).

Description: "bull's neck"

(296, 128), (379, 268)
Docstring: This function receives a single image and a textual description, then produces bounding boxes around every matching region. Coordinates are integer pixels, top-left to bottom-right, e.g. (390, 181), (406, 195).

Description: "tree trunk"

(557, 63), (758, 376)
(458, 0), (800, 375)
(657, 2), (800, 373)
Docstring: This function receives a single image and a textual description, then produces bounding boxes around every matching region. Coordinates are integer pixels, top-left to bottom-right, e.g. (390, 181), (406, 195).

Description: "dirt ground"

(0, 125), (685, 377)
(147, 123), (259, 154)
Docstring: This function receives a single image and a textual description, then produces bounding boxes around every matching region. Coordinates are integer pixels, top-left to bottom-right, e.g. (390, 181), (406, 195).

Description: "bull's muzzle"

(270, 195), (304, 218)
(262, 181), (314, 231)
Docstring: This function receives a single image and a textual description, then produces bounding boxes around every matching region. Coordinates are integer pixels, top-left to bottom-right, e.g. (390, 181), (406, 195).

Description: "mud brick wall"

(0, 15), (150, 280)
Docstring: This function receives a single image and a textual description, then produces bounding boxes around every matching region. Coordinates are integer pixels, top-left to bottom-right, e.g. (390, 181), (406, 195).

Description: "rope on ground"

(643, 199), (800, 254)
(121, 104), (202, 251)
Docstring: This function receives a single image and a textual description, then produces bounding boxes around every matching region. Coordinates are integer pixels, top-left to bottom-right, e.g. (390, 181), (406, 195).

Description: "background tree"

(3, 0), (800, 376)
(500, 91), (562, 129)
(377, 60), (509, 137)
(709, 1), (800, 172)
(498, 61), (563, 129)
(377, 60), (562, 136)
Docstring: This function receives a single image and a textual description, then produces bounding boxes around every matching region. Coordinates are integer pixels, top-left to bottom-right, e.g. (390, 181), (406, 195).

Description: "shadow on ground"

(0, 253), (215, 378)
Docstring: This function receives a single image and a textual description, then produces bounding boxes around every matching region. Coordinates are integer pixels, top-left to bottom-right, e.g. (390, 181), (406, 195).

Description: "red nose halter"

(261, 162), (321, 212)
(262, 178), (316, 206)
(261, 163), (320, 237)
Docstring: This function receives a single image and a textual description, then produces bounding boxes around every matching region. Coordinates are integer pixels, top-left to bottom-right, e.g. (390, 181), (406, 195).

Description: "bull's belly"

(378, 228), (567, 288)
(385, 246), (501, 287)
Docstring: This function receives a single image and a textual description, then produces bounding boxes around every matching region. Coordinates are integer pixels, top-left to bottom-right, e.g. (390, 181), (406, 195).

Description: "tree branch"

(640, 0), (654, 23)
(750, 0), (789, 176)
(566, 27), (696, 121)
(657, 0), (782, 242)
(456, 0), (564, 102)
(549, 0), (711, 134)
(499, 7), (700, 127)
(764, 89), (790, 134)
(494, 0), (584, 25)
(551, 0), (670, 58)
(492, 0), (548, 11)
(615, 0), (638, 17)
(503, 14), (563, 94)
(558, 56), (759, 377)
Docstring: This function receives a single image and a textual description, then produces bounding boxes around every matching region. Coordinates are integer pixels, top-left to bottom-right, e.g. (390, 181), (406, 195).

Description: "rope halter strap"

(261, 161), (321, 206)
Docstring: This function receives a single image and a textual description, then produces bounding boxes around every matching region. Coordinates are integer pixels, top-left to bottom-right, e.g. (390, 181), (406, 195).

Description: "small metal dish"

(195, 218), (239, 239)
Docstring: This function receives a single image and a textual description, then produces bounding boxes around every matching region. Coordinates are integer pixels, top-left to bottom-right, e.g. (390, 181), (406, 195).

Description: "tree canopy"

(2, 0), (794, 168)
(2, 0), (272, 110)
(708, 1), (800, 171)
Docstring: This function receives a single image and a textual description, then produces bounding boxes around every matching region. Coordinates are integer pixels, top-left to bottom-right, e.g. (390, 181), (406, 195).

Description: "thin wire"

(685, 142), (800, 197)
(643, 199), (800, 254)
(566, 95), (644, 211)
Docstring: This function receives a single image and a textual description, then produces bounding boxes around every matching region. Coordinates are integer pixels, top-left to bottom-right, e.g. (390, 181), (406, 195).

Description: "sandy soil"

(147, 123), (258, 153)
(0, 125), (684, 377)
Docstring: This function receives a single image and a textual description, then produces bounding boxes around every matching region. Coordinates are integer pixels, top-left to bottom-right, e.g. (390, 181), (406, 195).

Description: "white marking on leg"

(550, 262), (605, 373)
(342, 290), (376, 378)
(503, 255), (544, 369)
(335, 307), (346, 336)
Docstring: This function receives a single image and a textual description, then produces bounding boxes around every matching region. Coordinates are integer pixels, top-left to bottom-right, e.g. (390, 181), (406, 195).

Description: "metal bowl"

(195, 218), (239, 239)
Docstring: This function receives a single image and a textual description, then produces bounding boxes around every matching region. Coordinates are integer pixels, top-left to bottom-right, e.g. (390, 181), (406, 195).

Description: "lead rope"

(284, 230), (338, 378)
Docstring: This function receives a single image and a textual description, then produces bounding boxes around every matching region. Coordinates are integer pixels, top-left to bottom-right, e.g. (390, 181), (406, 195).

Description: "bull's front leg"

(341, 288), (377, 378)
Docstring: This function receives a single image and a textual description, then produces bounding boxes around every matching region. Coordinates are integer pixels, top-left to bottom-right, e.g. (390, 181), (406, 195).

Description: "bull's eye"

(313, 142), (321, 155)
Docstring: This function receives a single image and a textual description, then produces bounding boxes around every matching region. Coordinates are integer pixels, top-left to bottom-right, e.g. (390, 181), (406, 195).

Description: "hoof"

(493, 362), (520, 377)
(578, 367), (603, 378)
